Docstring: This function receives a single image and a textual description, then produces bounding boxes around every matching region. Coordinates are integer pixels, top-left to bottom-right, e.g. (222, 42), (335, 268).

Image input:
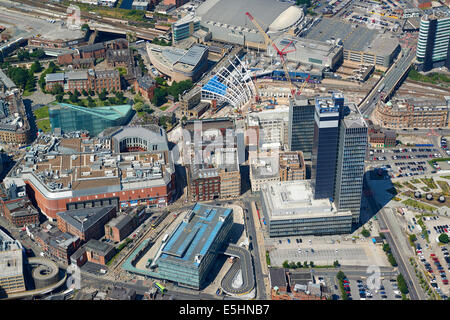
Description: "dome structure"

(269, 6), (304, 32)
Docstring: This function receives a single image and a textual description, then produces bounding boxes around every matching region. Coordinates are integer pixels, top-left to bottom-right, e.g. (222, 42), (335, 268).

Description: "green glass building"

(49, 103), (134, 137)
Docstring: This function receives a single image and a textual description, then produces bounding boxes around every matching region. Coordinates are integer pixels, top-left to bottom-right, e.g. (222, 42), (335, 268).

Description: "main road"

(364, 178), (426, 300)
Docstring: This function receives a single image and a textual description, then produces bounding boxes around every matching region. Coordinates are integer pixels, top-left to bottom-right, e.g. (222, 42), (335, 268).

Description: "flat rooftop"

(56, 206), (116, 232)
(147, 43), (208, 73)
(158, 203), (232, 268)
(261, 180), (352, 220)
(304, 18), (398, 56)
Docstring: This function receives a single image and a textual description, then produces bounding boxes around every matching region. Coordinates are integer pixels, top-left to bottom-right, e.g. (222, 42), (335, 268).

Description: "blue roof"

(159, 203), (232, 268)
(202, 76), (228, 96)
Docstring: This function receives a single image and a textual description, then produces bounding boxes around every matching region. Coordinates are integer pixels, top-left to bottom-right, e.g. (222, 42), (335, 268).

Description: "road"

(365, 178), (426, 300)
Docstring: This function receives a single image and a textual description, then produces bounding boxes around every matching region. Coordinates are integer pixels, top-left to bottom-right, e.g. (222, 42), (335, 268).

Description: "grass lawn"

(23, 90), (35, 97)
(159, 105), (168, 111)
(402, 199), (437, 212)
(36, 119), (51, 132)
(34, 105), (49, 120)
(437, 180), (449, 194)
(403, 181), (417, 190)
(442, 176), (450, 180)
(421, 178), (437, 189)
(411, 179), (421, 184)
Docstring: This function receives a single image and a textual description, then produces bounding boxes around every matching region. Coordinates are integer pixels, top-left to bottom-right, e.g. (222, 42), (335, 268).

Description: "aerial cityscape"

(0, 0), (449, 304)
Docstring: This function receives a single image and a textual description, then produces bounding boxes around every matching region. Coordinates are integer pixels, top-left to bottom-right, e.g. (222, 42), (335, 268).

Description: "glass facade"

(288, 98), (315, 159)
(334, 123), (368, 224)
(49, 103), (133, 137)
(416, 15), (450, 71)
(311, 94), (343, 200)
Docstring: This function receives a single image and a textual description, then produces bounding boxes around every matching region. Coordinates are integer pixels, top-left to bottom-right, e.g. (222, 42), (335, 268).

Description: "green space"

(336, 271), (349, 300)
(437, 180), (449, 194)
(421, 178), (437, 189)
(402, 199), (436, 212)
(107, 238), (132, 266)
(159, 105), (169, 111)
(428, 157), (450, 167)
(266, 251), (271, 266)
(36, 119), (51, 133)
(361, 228), (371, 238)
(416, 215), (430, 242)
(407, 69), (450, 87)
(34, 105), (49, 120)
(397, 274), (409, 295)
(442, 176), (450, 180)
(386, 187), (398, 196)
(409, 234), (417, 247)
(383, 244), (397, 267)
(151, 78), (193, 107)
(411, 179), (421, 184)
(439, 233), (449, 244)
(403, 181), (417, 190)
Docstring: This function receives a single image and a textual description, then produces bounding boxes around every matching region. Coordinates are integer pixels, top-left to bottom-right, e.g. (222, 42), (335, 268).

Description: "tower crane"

(245, 12), (309, 97)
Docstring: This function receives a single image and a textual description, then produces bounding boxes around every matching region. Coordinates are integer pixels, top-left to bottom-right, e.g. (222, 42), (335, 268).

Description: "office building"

(157, 203), (233, 289)
(416, 12), (450, 71)
(247, 107), (289, 151)
(288, 97), (315, 159)
(311, 93), (343, 200)
(45, 69), (121, 93)
(34, 228), (81, 264)
(0, 229), (25, 295)
(49, 103), (134, 137)
(1, 197), (39, 228)
(333, 104), (368, 224)
(260, 180), (353, 237)
(84, 239), (116, 266)
(56, 206), (117, 242)
(172, 13), (201, 43)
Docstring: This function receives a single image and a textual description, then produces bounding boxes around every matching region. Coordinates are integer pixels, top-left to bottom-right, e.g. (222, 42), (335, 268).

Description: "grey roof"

(78, 42), (105, 53)
(85, 239), (115, 255)
(56, 206), (116, 233)
(66, 71), (88, 81)
(46, 73), (65, 82)
(137, 75), (155, 90)
(107, 214), (134, 230)
(0, 69), (17, 89)
(269, 268), (287, 288)
(178, 45), (208, 66)
(197, 0), (291, 30)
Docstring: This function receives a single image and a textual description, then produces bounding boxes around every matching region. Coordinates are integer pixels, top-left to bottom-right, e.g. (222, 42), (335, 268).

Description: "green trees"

(361, 228), (371, 238)
(397, 274), (409, 295)
(51, 84), (64, 96)
(56, 94), (64, 103)
(296, 0), (311, 7)
(382, 244), (398, 266)
(82, 89), (89, 97)
(439, 233), (449, 244)
(98, 89), (108, 101)
(17, 49), (30, 61)
(151, 87), (168, 107)
(333, 260), (340, 268)
(30, 61), (43, 74)
(39, 62), (60, 91)
(336, 271), (348, 300)
(282, 260), (289, 268)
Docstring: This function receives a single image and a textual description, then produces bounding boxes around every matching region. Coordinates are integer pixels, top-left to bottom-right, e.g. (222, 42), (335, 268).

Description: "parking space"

(368, 147), (444, 178)
(342, 276), (400, 300)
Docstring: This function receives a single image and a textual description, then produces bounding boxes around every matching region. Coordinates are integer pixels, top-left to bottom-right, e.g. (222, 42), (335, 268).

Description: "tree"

(336, 271), (346, 281)
(88, 89), (95, 96)
(30, 49), (45, 59)
(88, 100), (96, 108)
(296, 261), (303, 268)
(152, 87), (167, 107)
(108, 97), (117, 105)
(282, 260), (289, 268)
(51, 84), (64, 96)
(361, 228), (371, 238)
(98, 89), (108, 101)
(155, 77), (166, 86)
(82, 89), (88, 97)
(309, 261), (314, 267)
(296, 0), (311, 7)
(439, 233), (449, 244)
(289, 261), (297, 269)
(333, 260), (340, 268)
(30, 61), (42, 74)
(73, 89), (81, 98)
(17, 49), (30, 61)
(6, 66), (29, 89)
(409, 234), (417, 243)
(388, 253), (398, 267)
(115, 91), (125, 104)
(56, 94), (64, 103)
(303, 261), (308, 267)
(397, 274), (409, 295)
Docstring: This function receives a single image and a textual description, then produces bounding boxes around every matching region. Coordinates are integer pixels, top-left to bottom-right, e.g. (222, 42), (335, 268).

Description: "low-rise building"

(84, 239), (116, 265)
(34, 228), (81, 264)
(45, 69), (121, 93)
(260, 180), (353, 237)
(56, 206), (117, 242)
(1, 197), (39, 228)
(367, 120), (397, 148)
(373, 98), (449, 129)
(134, 75), (156, 101)
(104, 214), (136, 243)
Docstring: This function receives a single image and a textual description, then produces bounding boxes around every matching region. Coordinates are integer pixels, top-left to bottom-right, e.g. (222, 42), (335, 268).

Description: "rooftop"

(56, 206), (116, 233)
(50, 103), (133, 122)
(85, 239), (115, 255)
(261, 180), (352, 220)
(158, 203), (232, 268)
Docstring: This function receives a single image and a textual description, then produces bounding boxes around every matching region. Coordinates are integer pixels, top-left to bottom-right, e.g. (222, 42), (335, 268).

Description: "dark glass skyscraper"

(334, 104), (368, 224)
(288, 97), (315, 159)
(311, 93), (343, 200)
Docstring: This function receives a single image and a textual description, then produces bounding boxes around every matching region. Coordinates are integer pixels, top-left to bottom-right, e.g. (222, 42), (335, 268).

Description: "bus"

(154, 282), (167, 293)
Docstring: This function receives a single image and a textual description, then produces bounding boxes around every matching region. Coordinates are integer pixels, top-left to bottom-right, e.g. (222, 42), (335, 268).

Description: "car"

(287, 239), (291, 244)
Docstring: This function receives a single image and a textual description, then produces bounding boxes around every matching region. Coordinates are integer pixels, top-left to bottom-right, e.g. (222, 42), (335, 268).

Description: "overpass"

(381, 48), (416, 102)
(219, 244), (255, 295)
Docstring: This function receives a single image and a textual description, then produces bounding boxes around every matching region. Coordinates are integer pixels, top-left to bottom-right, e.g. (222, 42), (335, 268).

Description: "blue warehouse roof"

(159, 203), (232, 268)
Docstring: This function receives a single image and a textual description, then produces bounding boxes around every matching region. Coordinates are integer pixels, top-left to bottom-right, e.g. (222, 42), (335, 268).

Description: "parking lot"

(368, 146), (445, 178)
(345, 277), (402, 300)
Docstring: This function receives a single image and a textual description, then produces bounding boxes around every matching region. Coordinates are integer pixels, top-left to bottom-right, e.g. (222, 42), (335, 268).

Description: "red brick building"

(104, 214), (137, 243)
(84, 239), (116, 266)
(56, 206), (117, 242)
(45, 69), (121, 93)
(34, 228), (81, 264)
(1, 197), (39, 228)
(134, 75), (156, 101)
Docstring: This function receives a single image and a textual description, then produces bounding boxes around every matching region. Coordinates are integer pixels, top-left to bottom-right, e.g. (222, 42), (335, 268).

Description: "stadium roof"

(197, 0), (292, 31)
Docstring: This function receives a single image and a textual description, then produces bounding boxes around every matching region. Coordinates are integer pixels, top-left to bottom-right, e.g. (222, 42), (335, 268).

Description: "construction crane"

(246, 11), (308, 97)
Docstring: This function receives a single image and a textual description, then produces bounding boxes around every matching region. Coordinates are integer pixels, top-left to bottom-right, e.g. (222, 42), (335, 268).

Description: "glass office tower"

(334, 105), (368, 224)
(416, 13), (450, 71)
(288, 97), (315, 159)
(311, 93), (343, 200)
